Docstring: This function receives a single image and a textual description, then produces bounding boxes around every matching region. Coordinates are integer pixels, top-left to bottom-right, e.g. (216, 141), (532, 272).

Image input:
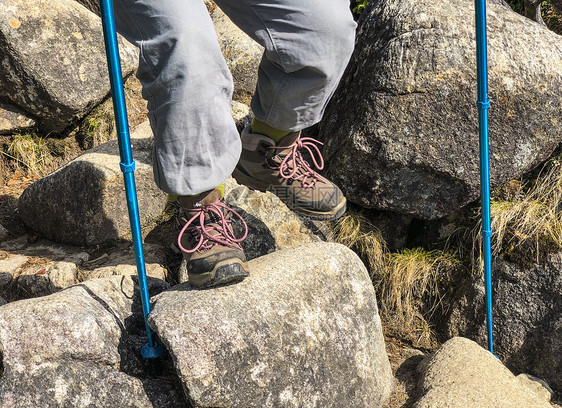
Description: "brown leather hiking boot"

(175, 188), (249, 288)
(232, 125), (347, 221)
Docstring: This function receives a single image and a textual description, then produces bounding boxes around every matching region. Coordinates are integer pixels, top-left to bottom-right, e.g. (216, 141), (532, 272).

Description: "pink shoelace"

(268, 136), (325, 189)
(177, 201), (248, 254)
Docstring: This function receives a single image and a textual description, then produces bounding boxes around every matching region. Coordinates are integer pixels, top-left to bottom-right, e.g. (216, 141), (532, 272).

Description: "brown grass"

(2, 133), (54, 176)
(378, 248), (460, 325)
(332, 209), (460, 346)
(331, 208), (386, 274)
(472, 157), (562, 268)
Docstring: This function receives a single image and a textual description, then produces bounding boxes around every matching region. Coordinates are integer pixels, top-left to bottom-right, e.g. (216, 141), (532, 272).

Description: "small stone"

(0, 254), (28, 288)
(81, 243), (168, 282)
(65, 251), (90, 265)
(85, 263), (166, 281)
(0, 102), (35, 135)
(16, 260), (78, 297)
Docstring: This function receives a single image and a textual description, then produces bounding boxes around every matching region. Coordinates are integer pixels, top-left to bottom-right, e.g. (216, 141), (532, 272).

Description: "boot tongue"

(276, 131), (300, 150)
(268, 131), (301, 164)
(177, 188), (222, 210)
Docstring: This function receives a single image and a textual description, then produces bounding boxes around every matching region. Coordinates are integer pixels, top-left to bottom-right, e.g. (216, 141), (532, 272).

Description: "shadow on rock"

(76, 276), (190, 407)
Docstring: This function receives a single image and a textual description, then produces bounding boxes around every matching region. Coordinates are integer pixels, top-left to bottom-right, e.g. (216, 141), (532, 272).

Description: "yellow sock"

(168, 183), (224, 202)
(216, 183), (225, 197)
(251, 117), (291, 143)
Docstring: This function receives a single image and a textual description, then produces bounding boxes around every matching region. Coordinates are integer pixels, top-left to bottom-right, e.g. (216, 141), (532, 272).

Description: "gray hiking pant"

(114, 0), (356, 195)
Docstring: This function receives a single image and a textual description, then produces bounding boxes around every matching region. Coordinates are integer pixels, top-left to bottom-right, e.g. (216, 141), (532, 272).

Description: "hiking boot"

(232, 125), (347, 221)
(175, 188), (249, 289)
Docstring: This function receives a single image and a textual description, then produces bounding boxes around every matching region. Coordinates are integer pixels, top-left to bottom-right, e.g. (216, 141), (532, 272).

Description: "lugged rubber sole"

(188, 258), (249, 289)
(232, 167), (347, 221)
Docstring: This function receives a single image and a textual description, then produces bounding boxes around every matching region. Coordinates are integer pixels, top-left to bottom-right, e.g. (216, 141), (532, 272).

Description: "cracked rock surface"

(319, 0), (562, 219)
(150, 242), (393, 408)
(0, 275), (186, 407)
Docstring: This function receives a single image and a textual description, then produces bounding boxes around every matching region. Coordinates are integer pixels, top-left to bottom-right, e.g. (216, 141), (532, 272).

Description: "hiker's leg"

(113, 0), (240, 195)
(213, 0), (356, 131)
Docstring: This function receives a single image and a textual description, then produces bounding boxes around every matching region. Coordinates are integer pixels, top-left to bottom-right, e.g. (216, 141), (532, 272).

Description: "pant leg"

(113, 0), (241, 196)
(213, 0), (357, 132)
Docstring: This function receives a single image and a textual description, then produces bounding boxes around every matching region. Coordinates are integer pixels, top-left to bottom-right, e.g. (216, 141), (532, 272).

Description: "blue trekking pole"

(99, 0), (163, 360)
(475, 0), (494, 354)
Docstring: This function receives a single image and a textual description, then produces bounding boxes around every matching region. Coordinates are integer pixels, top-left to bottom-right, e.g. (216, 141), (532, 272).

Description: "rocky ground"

(1, 0), (561, 406)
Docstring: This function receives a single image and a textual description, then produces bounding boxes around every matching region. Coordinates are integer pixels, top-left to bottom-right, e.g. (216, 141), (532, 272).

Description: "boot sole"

(232, 167), (347, 221)
(189, 258), (249, 289)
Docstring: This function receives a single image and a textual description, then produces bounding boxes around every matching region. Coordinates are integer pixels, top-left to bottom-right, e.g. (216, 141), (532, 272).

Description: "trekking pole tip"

(141, 342), (164, 359)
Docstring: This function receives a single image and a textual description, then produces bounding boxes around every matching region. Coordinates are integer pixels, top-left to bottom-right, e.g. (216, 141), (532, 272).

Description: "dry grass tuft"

(331, 208), (386, 274)
(473, 157), (562, 267)
(377, 248), (460, 325)
(3, 133), (53, 176)
(332, 209), (461, 345)
(0, 133), (77, 180)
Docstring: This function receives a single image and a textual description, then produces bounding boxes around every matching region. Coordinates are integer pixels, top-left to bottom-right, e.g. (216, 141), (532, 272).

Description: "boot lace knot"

(177, 201), (248, 254)
(269, 136), (325, 189)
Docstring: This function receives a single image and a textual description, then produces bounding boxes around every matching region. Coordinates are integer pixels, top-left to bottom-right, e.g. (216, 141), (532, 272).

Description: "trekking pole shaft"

(475, 0), (494, 354)
(99, 0), (161, 357)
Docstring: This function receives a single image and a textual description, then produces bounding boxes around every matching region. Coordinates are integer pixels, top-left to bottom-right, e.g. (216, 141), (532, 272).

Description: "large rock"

(0, 275), (185, 407)
(0, 101), (35, 135)
(18, 121), (167, 246)
(0, 0), (137, 132)
(447, 252), (562, 395)
(212, 7), (263, 103)
(413, 337), (552, 408)
(319, 0), (562, 219)
(149, 242), (393, 407)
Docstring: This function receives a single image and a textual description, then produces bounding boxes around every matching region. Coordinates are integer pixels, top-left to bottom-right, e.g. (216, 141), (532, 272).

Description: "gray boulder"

(0, 224), (9, 241)
(0, 0), (137, 132)
(226, 176), (321, 257)
(212, 7), (263, 103)
(319, 0), (562, 219)
(149, 242), (393, 407)
(18, 121), (167, 246)
(447, 252), (562, 395)
(0, 295), (6, 306)
(0, 102), (35, 135)
(0, 275), (186, 407)
(413, 337), (552, 408)
(516, 373), (554, 403)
